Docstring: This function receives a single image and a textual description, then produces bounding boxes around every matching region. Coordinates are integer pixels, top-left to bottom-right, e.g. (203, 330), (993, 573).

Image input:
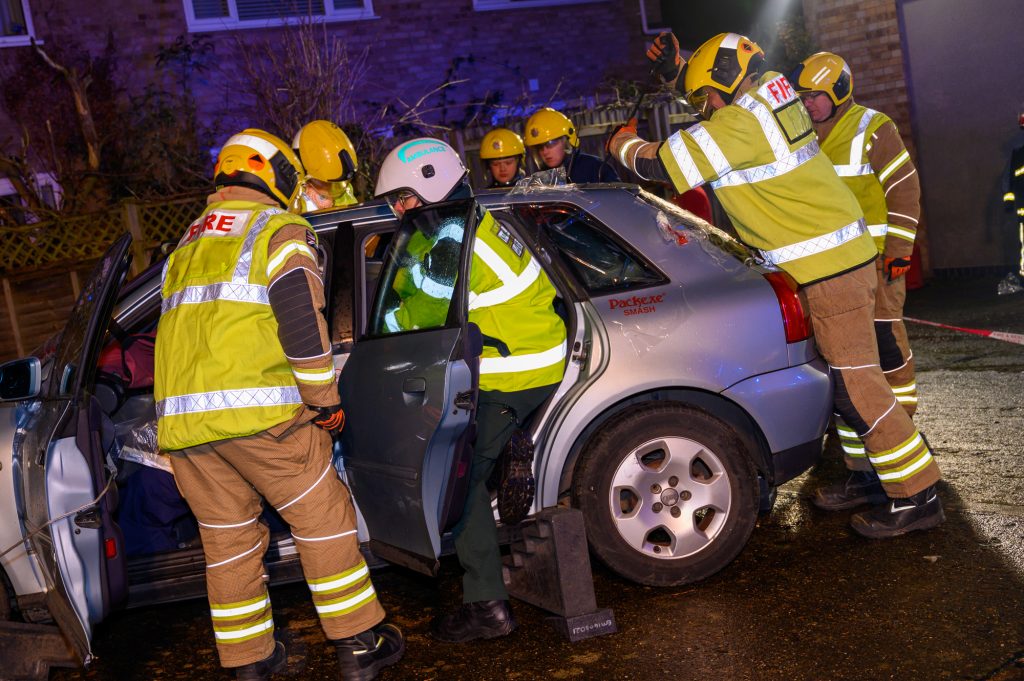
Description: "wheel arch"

(556, 388), (773, 502)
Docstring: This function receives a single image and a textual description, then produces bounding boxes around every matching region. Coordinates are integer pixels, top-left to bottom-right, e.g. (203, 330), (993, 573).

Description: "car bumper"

(722, 357), (832, 483)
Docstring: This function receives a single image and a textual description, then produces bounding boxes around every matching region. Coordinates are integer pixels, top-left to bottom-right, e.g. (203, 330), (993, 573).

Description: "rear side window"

(515, 204), (665, 295)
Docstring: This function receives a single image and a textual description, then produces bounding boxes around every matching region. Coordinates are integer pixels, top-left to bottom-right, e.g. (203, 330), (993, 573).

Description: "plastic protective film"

(115, 414), (171, 473)
(507, 167), (571, 196)
(636, 189), (760, 271)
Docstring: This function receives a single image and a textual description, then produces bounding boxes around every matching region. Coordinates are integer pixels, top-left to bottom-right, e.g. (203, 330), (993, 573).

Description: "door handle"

(403, 378), (426, 394)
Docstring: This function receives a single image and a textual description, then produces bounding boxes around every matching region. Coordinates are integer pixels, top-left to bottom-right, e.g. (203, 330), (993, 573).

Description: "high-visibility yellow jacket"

(385, 209), (566, 392)
(657, 72), (877, 284)
(816, 101), (920, 258)
(155, 200), (317, 450)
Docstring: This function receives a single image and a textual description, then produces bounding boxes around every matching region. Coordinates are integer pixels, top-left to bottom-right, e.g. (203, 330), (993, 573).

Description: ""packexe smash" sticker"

(608, 293), (664, 316)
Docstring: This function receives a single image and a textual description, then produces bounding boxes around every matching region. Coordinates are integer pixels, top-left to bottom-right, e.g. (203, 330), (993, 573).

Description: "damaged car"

(0, 184), (832, 667)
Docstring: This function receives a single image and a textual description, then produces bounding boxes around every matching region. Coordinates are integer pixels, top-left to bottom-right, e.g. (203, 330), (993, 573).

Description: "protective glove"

(605, 117), (638, 155)
(313, 403), (346, 434)
(884, 256), (912, 281)
(646, 32), (683, 83)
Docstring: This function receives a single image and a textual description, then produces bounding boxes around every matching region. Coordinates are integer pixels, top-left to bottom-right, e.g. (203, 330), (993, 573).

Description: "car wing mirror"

(0, 357), (41, 402)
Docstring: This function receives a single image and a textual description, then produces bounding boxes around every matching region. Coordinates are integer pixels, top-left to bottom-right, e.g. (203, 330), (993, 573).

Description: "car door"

(338, 200), (481, 575)
(28, 233), (134, 663)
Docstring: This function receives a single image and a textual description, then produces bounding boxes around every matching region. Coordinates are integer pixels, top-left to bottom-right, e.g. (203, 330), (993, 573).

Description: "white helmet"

(374, 138), (468, 205)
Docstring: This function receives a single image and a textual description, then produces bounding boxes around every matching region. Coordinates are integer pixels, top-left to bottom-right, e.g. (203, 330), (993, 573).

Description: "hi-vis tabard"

(657, 72), (878, 284)
(155, 200), (311, 450)
(821, 103), (915, 253)
(385, 209), (566, 392)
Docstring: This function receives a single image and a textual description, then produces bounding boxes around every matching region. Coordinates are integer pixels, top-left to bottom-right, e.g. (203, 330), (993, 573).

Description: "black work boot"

(812, 470), (888, 511)
(333, 623), (405, 681)
(431, 600), (517, 643)
(850, 485), (945, 539)
(235, 641), (287, 681)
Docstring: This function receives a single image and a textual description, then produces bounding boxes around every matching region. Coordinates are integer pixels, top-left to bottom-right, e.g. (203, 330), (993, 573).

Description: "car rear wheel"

(572, 402), (759, 587)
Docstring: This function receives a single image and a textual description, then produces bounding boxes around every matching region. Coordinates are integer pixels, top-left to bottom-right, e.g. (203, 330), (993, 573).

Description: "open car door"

(339, 200), (481, 575)
(27, 234), (134, 664)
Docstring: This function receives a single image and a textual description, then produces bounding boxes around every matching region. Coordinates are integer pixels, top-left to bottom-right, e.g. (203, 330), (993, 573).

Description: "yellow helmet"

(480, 128), (526, 160)
(682, 32), (765, 114)
(524, 108), (579, 149)
(790, 52), (853, 107)
(291, 120), (358, 183)
(214, 129), (303, 208)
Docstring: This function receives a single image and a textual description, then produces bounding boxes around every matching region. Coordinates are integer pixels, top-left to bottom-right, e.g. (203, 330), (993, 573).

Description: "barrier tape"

(904, 317), (1024, 346)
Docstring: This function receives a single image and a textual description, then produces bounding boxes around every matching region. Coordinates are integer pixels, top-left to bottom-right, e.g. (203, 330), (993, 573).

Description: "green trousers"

(452, 383), (557, 603)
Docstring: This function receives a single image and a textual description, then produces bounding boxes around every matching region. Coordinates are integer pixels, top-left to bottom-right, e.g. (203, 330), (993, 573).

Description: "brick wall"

(0, 0), (651, 146)
(800, 0), (931, 270)
(801, 0), (914, 155)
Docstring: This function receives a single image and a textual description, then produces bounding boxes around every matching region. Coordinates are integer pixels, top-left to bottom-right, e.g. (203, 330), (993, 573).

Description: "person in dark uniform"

(524, 107), (619, 183)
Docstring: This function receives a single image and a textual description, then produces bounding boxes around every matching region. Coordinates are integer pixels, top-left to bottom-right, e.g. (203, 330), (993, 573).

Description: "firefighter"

(608, 32), (944, 538)
(374, 138), (566, 640)
(1003, 111), (1024, 278)
(479, 127), (527, 188)
(154, 129), (404, 680)
(790, 52), (924, 510)
(524, 107), (619, 183)
(292, 119), (360, 211)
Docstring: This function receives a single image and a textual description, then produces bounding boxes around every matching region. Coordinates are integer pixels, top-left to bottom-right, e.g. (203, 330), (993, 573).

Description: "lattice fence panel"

(138, 196), (206, 248)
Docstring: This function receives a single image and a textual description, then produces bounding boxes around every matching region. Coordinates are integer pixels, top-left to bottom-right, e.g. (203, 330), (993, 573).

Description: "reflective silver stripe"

(292, 529), (357, 543)
(307, 564), (369, 593)
(666, 131), (704, 188)
(867, 224), (888, 238)
(876, 451), (933, 481)
(848, 108), (877, 167)
(207, 541), (262, 569)
(887, 225), (916, 241)
(383, 308), (401, 332)
(156, 386), (302, 417)
(869, 433), (923, 464)
(735, 94), (790, 160)
(276, 464), (332, 512)
(161, 208), (284, 315)
(833, 163), (872, 177)
(314, 582), (376, 616)
(214, 617), (273, 641)
(162, 282), (268, 314)
(210, 597), (269, 618)
(409, 263), (454, 300)
(757, 218), (867, 266)
(479, 342), (566, 375)
(266, 241), (316, 277)
(468, 239), (541, 311)
(711, 140), (820, 189)
(233, 208), (282, 282)
(689, 124), (731, 178)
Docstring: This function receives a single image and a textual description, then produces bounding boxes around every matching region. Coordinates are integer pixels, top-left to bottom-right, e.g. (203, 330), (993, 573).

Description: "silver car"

(0, 185), (831, 668)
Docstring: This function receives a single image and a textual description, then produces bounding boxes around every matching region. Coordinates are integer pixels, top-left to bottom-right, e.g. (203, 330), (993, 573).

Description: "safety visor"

(385, 189), (422, 217)
(686, 87), (712, 118)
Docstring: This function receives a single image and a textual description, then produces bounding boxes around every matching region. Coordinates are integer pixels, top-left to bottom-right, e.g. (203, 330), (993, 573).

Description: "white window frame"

(0, 0), (36, 48)
(183, 0), (377, 33)
(473, 0), (605, 10)
(0, 173), (62, 220)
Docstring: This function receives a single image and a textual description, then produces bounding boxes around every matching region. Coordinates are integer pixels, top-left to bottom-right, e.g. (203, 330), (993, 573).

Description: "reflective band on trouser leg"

(866, 430), (938, 497)
(874, 268), (915, 417)
(225, 422), (385, 640)
(168, 445), (276, 668)
(834, 416), (870, 471)
(211, 594), (274, 645)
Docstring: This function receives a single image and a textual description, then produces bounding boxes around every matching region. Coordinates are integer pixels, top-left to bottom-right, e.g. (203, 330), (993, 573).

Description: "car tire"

(572, 402), (759, 587)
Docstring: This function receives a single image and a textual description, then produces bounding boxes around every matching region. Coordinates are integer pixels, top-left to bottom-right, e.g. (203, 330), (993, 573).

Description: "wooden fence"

(0, 195), (205, 362)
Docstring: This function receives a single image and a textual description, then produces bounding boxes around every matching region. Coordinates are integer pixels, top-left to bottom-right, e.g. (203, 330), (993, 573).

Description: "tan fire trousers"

(803, 262), (940, 498)
(170, 420), (385, 668)
(873, 259), (917, 417)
